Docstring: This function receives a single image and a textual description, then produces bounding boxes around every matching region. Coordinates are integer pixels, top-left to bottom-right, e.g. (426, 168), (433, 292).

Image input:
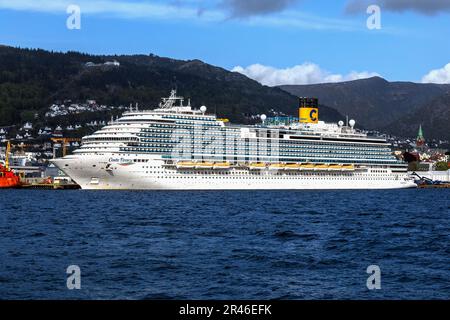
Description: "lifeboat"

(328, 164), (343, 171)
(248, 162), (266, 170)
(314, 164), (329, 171)
(300, 163), (315, 170)
(176, 161), (196, 169)
(195, 162), (214, 169)
(342, 164), (355, 171)
(268, 163), (285, 170)
(213, 162), (231, 170)
(284, 163), (302, 170)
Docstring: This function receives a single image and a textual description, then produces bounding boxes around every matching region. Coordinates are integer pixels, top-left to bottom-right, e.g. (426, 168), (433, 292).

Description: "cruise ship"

(51, 91), (416, 190)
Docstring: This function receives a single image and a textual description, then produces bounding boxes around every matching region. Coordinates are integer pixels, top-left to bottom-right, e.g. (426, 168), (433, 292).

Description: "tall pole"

(5, 140), (10, 170)
(63, 138), (67, 157)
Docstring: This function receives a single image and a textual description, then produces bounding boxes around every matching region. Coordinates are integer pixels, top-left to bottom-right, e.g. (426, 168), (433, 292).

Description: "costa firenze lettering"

(108, 158), (134, 165)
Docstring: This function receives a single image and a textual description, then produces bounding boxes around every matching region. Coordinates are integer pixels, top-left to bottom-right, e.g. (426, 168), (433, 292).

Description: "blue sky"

(0, 0), (449, 85)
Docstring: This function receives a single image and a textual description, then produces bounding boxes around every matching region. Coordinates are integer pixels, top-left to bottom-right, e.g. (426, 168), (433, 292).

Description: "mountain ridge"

(0, 46), (448, 140)
(0, 46), (343, 128)
(385, 92), (450, 141)
(279, 77), (450, 139)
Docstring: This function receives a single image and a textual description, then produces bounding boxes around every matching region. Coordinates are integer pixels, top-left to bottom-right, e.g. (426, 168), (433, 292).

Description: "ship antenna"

(172, 76), (178, 94)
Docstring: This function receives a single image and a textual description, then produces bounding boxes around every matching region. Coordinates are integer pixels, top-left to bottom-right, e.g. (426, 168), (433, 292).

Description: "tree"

(408, 161), (419, 171)
(20, 110), (35, 122)
(435, 162), (449, 171)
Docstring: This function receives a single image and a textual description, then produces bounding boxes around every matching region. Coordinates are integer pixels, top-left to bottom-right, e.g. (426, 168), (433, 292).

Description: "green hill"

(0, 46), (343, 129)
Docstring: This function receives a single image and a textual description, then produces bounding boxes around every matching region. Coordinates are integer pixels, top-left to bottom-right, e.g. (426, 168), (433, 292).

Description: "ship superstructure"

(51, 91), (416, 189)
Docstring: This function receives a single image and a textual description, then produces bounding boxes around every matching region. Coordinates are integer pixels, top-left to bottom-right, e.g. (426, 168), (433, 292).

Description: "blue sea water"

(0, 189), (449, 300)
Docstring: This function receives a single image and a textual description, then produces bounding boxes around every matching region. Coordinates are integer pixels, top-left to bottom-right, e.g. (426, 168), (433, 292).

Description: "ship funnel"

(299, 97), (319, 124)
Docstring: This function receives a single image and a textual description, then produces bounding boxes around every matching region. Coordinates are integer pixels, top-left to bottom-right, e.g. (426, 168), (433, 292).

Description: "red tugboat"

(0, 141), (21, 188)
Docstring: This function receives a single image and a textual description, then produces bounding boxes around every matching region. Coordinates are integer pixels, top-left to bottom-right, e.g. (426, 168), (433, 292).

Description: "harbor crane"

(51, 138), (81, 157)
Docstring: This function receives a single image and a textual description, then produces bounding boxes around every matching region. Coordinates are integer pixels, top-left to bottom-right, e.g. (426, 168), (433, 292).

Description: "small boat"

(195, 162), (214, 169)
(285, 163), (302, 170)
(0, 165), (21, 188)
(314, 164), (329, 171)
(300, 163), (315, 170)
(328, 164), (343, 171)
(342, 164), (355, 171)
(268, 163), (285, 170)
(176, 161), (196, 169)
(248, 162), (266, 170)
(0, 141), (21, 188)
(213, 162), (231, 170)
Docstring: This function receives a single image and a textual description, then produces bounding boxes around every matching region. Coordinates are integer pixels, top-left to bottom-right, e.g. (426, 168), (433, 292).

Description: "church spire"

(416, 125), (425, 147)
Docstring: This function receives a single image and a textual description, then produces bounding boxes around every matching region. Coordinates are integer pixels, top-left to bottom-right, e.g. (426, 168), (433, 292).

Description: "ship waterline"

(51, 91), (416, 190)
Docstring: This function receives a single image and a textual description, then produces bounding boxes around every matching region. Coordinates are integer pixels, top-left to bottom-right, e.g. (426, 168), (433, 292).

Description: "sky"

(0, 0), (449, 85)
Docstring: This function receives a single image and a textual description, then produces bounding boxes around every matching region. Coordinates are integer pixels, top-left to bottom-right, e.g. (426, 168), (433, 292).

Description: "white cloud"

(422, 63), (450, 84)
(232, 63), (380, 86)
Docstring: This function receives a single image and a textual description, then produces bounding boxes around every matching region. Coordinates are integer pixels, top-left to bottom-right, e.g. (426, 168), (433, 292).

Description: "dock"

(19, 183), (80, 190)
(17, 177), (81, 190)
(418, 183), (450, 189)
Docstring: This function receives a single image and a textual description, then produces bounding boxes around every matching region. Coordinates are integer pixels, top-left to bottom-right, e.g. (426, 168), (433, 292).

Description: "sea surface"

(0, 189), (449, 300)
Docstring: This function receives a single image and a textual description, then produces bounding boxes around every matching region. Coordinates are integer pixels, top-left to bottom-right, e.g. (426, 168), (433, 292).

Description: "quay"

(18, 177), (80, 190)
(417, 183), (450, 189)
(408, 170), (450, 182)
(18, 183), (80, 190)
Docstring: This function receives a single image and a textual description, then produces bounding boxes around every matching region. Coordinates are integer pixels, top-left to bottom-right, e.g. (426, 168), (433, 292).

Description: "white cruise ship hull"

(52, 155), (417, 190)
